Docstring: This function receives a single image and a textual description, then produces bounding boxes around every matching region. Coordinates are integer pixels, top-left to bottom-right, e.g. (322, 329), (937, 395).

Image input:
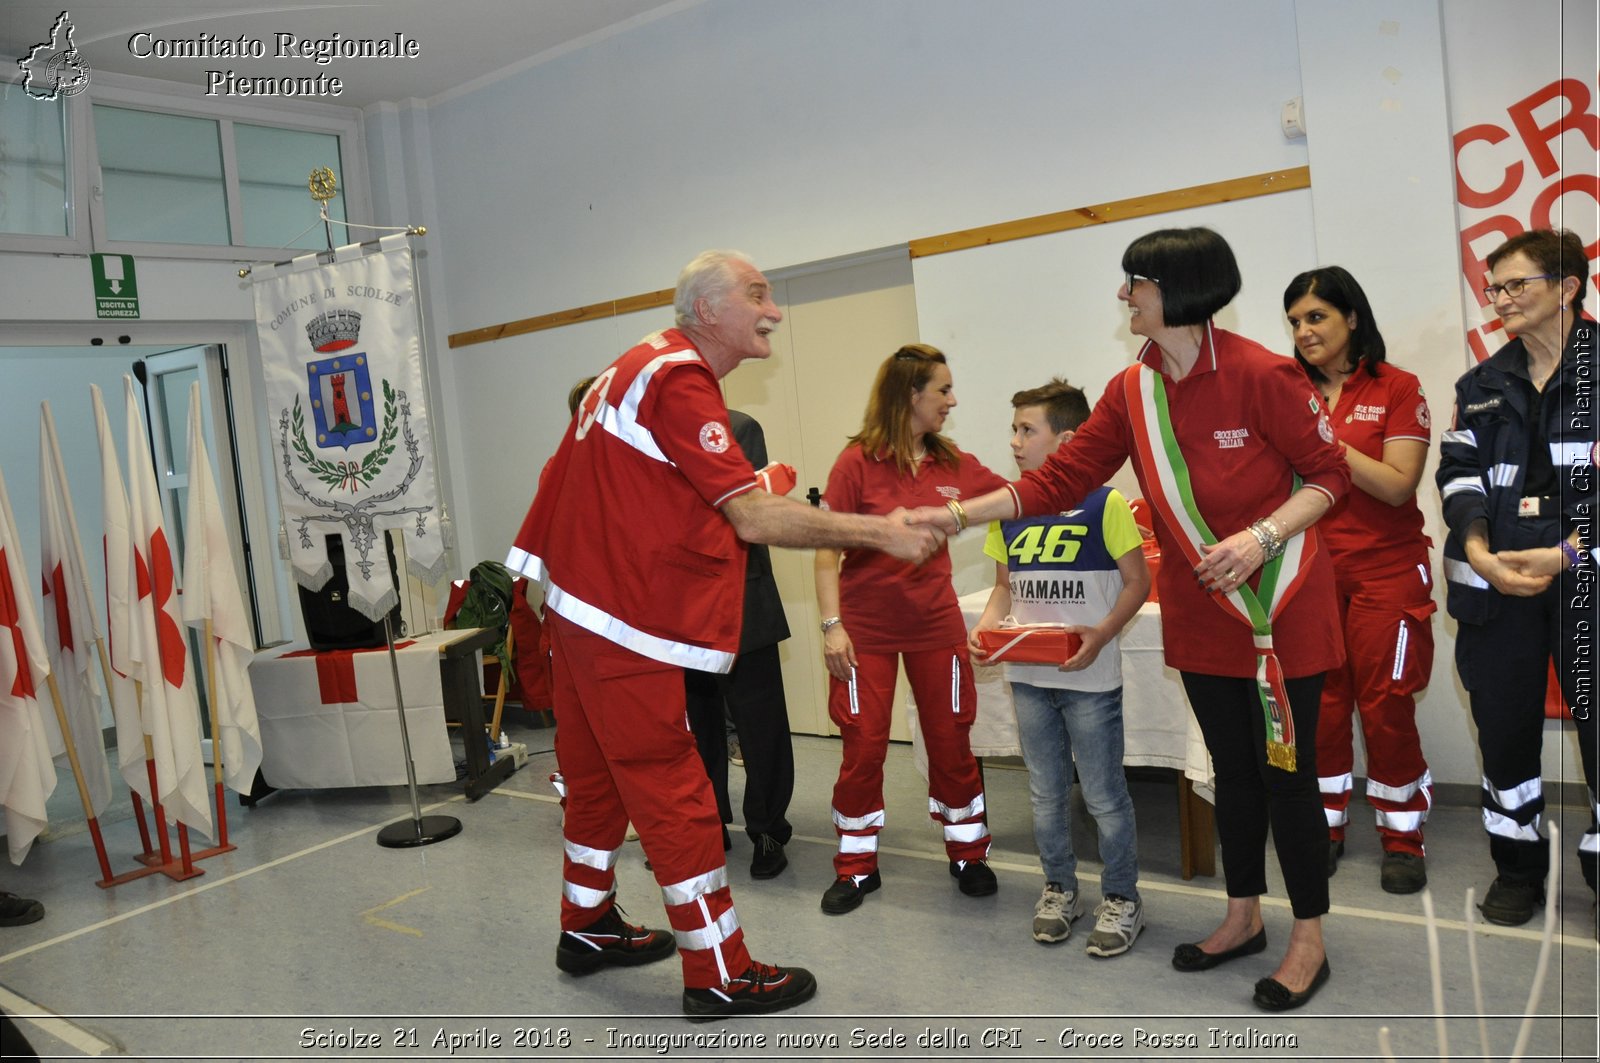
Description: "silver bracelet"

(1248, 518), (1286, 560)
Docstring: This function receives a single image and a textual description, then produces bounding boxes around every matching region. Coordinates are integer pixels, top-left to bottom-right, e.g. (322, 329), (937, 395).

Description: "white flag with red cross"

(123, 376), (212, 838)
(39, 402), (114, 816)
(0, 462), (58, 864)
(90, 383), (151, 801)
(180, 382), (263, 794)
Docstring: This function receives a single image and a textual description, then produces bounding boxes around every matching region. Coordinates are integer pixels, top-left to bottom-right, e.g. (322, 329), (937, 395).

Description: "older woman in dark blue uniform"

(1437, 228), (1599, 929)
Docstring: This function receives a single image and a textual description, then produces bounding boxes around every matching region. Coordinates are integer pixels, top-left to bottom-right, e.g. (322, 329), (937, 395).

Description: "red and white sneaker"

(681, 961), (817, 1021)
(555, 904), (676, 975)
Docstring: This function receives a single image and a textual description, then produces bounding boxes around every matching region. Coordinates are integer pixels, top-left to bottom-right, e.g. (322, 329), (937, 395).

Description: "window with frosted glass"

(0, 89), (69, 236)
(235, 123), (346, 250)
(93, 105), (230, 244)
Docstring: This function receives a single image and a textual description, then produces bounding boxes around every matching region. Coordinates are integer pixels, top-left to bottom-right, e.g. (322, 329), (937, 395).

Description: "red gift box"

(975, 624), (1083, 664)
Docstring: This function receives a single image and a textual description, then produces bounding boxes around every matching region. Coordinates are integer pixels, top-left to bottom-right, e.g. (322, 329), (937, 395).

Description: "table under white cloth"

(248, 631), (459, 788)
(909, 593), (1213, 798)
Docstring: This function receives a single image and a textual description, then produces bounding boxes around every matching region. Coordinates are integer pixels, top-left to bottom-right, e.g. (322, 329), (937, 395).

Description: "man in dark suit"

(685, 410), (795, 879)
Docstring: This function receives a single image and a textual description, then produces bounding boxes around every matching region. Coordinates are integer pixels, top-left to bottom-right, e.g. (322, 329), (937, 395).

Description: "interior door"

(722, 249), (923, 739)
(139, 345), (261, 645)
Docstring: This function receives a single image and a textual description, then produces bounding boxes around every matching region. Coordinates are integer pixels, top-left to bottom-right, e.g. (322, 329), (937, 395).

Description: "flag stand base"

(377, 814), (462, 848)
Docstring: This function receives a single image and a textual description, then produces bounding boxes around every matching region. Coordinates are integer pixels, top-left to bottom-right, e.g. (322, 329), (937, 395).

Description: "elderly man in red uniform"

(508, 249), (941, 1021)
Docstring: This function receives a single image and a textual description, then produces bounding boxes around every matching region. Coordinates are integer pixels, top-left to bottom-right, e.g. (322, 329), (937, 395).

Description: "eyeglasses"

(1126, 273), (1160, 292)
(1483, 274), (1556, 301)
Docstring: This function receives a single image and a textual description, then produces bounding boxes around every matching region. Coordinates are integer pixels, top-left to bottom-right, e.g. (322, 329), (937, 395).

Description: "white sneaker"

(1084, 894), (1143, 957)
(1032, 883), (1083, 943)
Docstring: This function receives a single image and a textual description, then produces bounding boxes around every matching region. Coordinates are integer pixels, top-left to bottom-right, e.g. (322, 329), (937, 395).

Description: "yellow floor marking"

(361, 886), (431, 937)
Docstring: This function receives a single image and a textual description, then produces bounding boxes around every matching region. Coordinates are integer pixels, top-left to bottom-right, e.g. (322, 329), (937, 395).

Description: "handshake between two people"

(882, 503), (975, 564)
(882, 506), (950, 564)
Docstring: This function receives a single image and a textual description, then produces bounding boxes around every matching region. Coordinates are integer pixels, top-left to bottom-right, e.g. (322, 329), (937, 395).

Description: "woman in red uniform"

(814, 344), (1008, 915)
(912, 229), (1348, 1010)
(1284, 267), (1435, 895)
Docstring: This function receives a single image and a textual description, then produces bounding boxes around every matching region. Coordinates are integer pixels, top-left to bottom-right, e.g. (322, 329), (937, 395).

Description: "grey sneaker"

(1032, 883), (1083, 943)
(1084, 894), (1144, 957)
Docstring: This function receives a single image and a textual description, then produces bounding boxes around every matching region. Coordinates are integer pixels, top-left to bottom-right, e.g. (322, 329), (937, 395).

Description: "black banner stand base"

(377, 813), (463, 848)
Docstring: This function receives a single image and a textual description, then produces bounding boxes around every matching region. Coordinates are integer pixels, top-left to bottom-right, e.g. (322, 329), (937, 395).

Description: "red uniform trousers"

(548, 614), (751, 988)
(1315, 563), (1435, 856)
(829, 644), (989, 877)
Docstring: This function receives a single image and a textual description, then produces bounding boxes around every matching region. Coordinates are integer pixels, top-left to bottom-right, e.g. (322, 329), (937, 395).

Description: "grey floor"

(1, 712), (1596, 1062)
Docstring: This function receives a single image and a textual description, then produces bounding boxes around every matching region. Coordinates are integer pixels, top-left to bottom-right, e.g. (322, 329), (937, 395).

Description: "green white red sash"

(1123, 360), (1316, 772)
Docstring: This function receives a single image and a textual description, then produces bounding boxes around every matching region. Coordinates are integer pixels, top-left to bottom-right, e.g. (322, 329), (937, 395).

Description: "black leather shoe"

(1479, 876), (1542, 926)
(1327, 839), (1344, 877)
(820, 871), (880, 915)
(1380, 851), (1426, 894)
(949, 859), (998, 897)
(1253, 958), (1331, 1012)
(750, 834), (787, 879)
(1171, 926), (1268, 972)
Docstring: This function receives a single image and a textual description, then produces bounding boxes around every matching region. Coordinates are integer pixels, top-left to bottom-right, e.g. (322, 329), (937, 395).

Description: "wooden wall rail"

(448, 287), (676, 349)
(908, 166), (1310, 258)
(446, 165), (1311, 350)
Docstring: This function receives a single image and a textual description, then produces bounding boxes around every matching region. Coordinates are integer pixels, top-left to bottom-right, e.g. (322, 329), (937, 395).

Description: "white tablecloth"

(910, 594), (1213, 795)
(248, 631), (459, 788)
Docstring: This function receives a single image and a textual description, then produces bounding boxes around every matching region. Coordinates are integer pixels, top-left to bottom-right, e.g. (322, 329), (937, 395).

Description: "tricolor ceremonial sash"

(1123, 363), (1317, 771)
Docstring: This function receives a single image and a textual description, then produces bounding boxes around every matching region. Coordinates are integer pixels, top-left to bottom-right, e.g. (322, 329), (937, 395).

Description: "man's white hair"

(674, 249), (756, 328)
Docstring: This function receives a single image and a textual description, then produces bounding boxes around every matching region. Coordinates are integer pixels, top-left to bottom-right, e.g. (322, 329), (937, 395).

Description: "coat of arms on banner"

(288, 318), (402, 497)
(253, 236), (446, 622)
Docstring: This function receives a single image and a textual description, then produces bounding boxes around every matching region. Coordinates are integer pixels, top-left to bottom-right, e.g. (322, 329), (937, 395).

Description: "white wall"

(420, 0), (1311, 567)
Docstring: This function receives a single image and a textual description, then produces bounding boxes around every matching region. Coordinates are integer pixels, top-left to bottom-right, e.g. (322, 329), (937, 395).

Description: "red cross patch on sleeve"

(699, 421), (730, 453)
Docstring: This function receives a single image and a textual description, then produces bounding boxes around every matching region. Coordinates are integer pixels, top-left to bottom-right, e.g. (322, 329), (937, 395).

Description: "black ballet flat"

(1171, 927), (1268, 972)
(1252, 958), (1331, 1012)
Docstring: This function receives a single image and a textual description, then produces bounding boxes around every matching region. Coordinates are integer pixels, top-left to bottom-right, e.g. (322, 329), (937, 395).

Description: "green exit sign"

(92, 254), (140, 319)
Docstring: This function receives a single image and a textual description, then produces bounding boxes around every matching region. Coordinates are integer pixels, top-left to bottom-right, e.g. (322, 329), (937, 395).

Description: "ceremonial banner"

(90, 384), (150, 800)
(39, 403), (114, 816)
(1444, 0), (1598, 363)
(124, 377), (212, 838)
(0, 463), (58, 864)
(180, 383), (264, 794)
(252, 234), (443, 621)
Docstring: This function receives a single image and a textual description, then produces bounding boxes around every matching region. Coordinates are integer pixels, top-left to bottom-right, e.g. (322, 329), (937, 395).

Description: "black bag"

(298, 533), (403, 651)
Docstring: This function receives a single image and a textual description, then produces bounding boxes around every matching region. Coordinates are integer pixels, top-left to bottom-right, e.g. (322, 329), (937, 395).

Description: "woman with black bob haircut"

(1437, 228), (1599, 930)
(1120, 226), (1242, 326)
(1283, 266), (1437, 897)
(914, 227), (1349, 1010)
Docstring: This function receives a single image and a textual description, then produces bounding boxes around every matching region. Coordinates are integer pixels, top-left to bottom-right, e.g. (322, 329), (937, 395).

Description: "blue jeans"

(1011, 682), (1139, 900)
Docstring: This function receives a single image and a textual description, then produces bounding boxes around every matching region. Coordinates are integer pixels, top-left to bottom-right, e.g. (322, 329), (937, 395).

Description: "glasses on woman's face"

(1483, 274), (1556, 301)
(1126, 273), (1159, 293)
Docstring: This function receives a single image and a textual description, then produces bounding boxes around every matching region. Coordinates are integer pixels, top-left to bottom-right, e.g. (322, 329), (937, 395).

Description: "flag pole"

(94, 637), (154, 861)
(129, 678), (176, 868)
(192, 617), (236, 856)
(44, 672), (114, 884)
(376, 612), (460, 848)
